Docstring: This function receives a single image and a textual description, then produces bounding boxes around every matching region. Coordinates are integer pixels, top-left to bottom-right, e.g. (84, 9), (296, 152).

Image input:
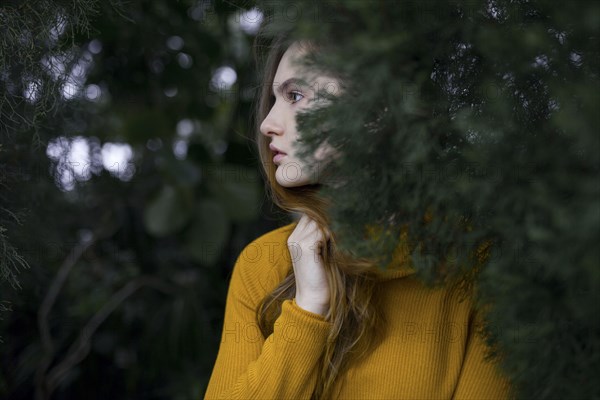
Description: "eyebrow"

(271, 77), (309, 97)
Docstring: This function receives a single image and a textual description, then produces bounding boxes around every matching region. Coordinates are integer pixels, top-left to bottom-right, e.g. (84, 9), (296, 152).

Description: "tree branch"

(35, 212), (118, 400)
(45, 275), (177, 396)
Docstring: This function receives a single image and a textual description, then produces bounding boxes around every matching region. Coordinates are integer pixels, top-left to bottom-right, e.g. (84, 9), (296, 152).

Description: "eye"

(286, 90), (304, 104)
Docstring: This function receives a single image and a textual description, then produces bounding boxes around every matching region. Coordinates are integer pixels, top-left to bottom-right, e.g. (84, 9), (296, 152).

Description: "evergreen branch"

(0, 225), (30, 290)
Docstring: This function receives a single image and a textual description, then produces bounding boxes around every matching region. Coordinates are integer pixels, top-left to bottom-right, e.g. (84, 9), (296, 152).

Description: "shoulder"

(231, 222), (297, 299)
(237, 222), (297, 266)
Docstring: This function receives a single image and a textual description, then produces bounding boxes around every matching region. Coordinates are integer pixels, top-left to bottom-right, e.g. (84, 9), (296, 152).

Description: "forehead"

(273, 42), (309, 82)
(272, 42), (341, 96)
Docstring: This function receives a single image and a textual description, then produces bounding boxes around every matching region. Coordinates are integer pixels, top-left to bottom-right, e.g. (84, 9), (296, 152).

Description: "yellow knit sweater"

(204, 222), (513, 399)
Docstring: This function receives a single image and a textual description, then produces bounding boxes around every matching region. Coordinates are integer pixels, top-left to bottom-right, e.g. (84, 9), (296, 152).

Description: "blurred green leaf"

(118, 108), (171, 145)
(184, 199), (229, 265)
(159, 158), (202, 187)
(206, 164), (261, 222)
(144, 185), (192, 236)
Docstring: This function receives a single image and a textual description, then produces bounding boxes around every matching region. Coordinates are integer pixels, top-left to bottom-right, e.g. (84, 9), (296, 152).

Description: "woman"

(204, 27), (514, 400)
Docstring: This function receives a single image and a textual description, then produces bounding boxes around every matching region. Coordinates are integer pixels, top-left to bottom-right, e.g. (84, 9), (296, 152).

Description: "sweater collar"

(372, 224), (416, 282)
(283, 221), (415, 282)
(374, 261), (415, 282)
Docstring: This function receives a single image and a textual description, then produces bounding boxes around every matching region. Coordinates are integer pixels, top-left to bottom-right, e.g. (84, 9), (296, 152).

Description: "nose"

(260, 106), (284, 137)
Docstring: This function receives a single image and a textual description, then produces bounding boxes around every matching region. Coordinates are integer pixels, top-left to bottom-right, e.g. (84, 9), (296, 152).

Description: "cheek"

(314, 143), (338, 161)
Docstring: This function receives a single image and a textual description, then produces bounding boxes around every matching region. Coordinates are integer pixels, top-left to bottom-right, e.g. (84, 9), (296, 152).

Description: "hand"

(287, 213), (331, 317)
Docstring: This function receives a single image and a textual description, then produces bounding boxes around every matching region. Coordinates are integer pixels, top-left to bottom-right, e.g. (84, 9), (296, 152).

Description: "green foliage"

(0, 0), (281, 399)
(2, 0), (598, 399)
(0, 222), (29, 291)
(0, 0), (117, 135)
(144, 185), (194, 236)
(184, 198), (230, 265)
(259, 0), (599, 398)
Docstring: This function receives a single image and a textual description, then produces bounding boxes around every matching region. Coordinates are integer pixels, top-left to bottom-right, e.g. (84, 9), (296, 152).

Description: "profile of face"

(260, 41), (341, 188)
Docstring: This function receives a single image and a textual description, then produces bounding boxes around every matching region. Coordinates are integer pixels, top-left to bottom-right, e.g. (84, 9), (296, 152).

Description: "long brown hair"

(251, 27), (390, 400)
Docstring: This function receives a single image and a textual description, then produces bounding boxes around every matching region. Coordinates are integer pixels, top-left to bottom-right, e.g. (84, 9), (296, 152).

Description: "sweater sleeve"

(203, 250), (333, 400)
(452, 308), (515, 400)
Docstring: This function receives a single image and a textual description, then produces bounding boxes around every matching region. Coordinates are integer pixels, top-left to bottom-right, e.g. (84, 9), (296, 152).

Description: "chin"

(275, 176), (310, 188)
(275, 166), (313, 187)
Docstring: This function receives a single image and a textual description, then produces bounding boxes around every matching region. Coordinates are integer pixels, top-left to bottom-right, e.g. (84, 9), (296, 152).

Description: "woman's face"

(260, 41), (340, 187)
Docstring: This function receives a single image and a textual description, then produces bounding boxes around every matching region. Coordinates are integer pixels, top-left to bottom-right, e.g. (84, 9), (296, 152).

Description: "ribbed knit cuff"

(290, 298), (329, 320)
(276, 299), (332, 344)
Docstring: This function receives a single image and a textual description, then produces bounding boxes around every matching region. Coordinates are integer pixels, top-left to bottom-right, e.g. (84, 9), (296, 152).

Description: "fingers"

(294, 213), (329, 248)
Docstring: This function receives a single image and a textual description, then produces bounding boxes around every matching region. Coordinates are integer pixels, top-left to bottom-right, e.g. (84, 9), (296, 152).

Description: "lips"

(273, 153), (286, 163)
(269, 143), (287, 155)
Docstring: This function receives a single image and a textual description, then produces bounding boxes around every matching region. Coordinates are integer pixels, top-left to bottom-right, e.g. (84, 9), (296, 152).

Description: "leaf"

(118, 108), (171, 145)
(144, 185), (192, 237)
(184, 199), (230, 265)
(158, 158), (202, 187)
(205, 164), (261, 222)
